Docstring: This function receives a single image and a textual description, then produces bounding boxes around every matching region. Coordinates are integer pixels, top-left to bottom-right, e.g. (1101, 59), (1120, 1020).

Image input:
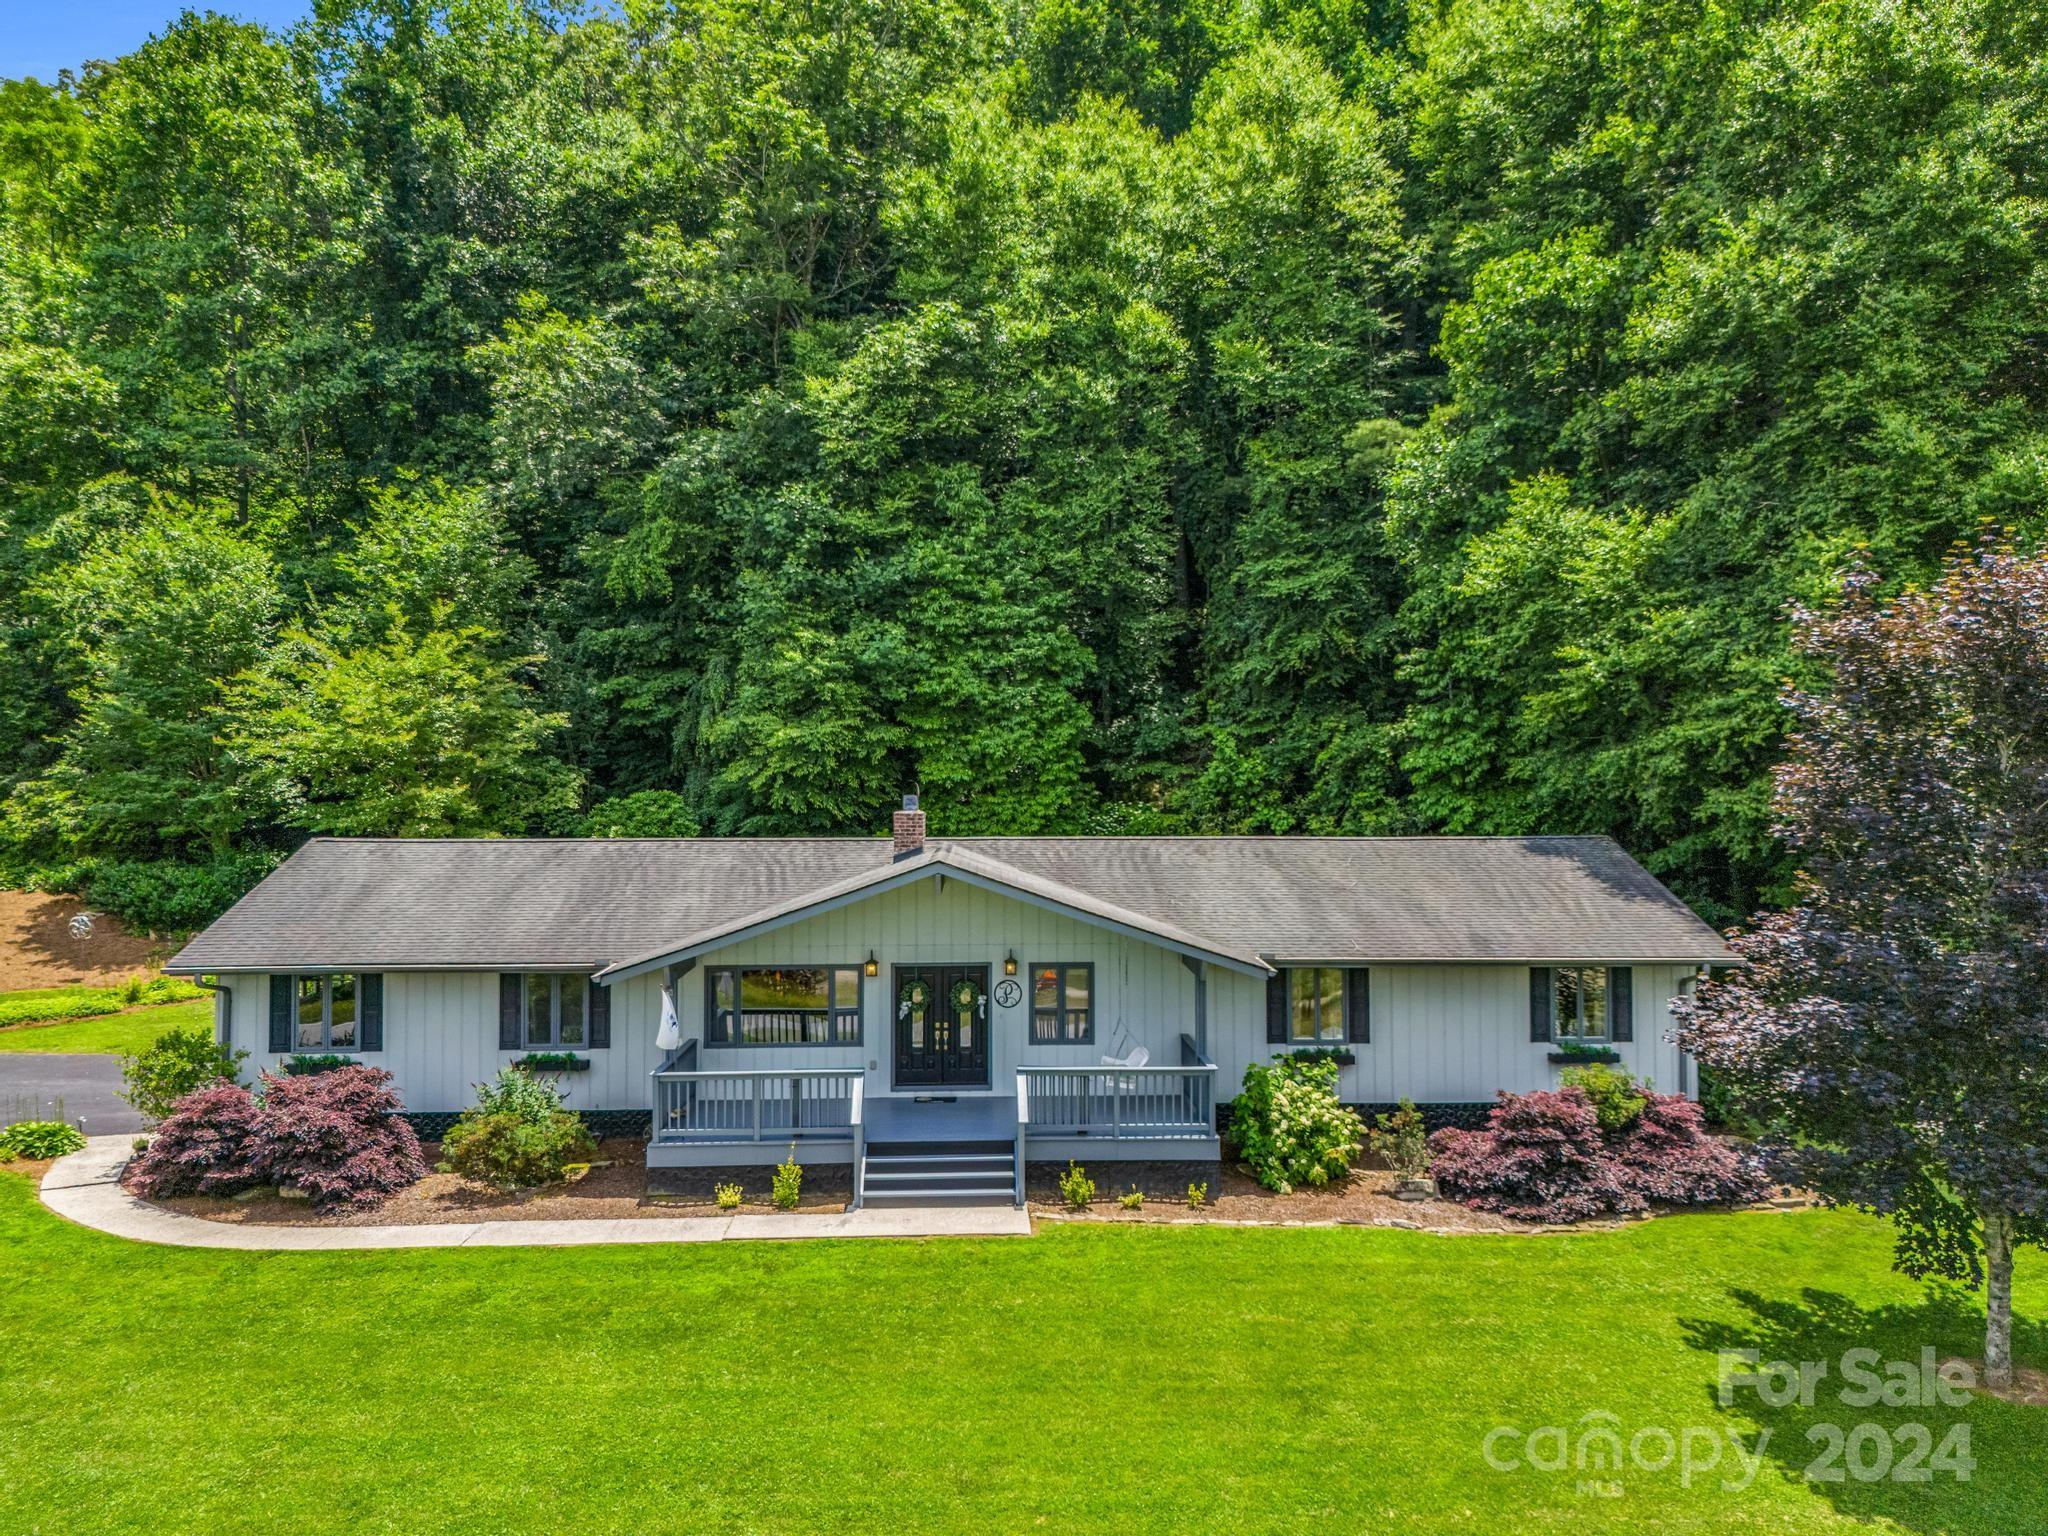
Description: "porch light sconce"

(1003, 951), (1018, 977)
(864, 952), (879, 978)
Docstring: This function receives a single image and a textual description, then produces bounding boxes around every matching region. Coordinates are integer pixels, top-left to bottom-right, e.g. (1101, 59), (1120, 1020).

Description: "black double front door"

(892, 964), (990, 1088)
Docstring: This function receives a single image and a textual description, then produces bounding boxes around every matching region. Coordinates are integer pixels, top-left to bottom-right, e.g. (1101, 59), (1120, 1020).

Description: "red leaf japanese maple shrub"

(1611, 1093), (1770, 1206)
(254, 1065), (425, 1211)
(1427, 1088), (1644, 1223)
(124, 1081), (265, 1199)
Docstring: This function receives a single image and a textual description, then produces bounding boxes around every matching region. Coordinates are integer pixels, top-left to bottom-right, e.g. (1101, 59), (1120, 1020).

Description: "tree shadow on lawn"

(1678, 1285), (2047, 1534)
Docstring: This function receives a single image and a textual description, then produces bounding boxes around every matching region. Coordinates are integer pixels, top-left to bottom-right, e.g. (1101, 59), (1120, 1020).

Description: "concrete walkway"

(0, 1054), (144, 1134)
(39, 1138), (1033, 1249)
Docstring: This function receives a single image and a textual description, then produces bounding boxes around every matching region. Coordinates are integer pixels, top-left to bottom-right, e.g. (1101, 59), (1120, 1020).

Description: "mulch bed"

(152, 1139), (852, 1226)
(1025, 1159), (1543, 1232)
(126, 1140), (1793, 1234)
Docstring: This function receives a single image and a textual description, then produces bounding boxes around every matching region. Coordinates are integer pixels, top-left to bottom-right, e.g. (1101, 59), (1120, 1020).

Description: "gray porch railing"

(1017, 1034), (1217, 1139)
(650, 1050), (865, 1147)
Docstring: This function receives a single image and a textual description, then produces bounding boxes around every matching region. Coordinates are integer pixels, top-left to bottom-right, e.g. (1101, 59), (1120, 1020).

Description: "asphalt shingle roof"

(167, 835), (1735, 974)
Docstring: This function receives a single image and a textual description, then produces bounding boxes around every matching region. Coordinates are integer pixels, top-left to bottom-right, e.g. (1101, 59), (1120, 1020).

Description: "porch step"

(859, 1149), (1019, 1208)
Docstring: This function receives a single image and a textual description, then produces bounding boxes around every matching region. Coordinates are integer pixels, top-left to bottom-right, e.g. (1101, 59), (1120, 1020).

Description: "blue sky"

(1, 1), (313, 82)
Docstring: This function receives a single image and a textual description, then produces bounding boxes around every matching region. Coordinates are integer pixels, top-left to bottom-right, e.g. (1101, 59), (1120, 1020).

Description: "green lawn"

(0, 995), (212, 1054)
(0, 1177), (2039, 1534)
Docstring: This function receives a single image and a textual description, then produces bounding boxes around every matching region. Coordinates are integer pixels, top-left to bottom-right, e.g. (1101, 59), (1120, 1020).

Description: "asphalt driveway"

(0, 1053), (142, 1134)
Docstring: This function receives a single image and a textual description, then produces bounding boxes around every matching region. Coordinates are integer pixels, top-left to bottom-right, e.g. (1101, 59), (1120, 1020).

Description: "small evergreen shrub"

(438, 1068), (594, 1190)
(1367, 1099), (1431, 1177)
(255, 1066), (426, 1211)
(0, 1120), (86, 1159)
(1428, 1089), (1644, 1223)
(125, 1082), (266, 1199)
(772, 1154), (803, 1211)
(1556, 1064), (1650, 1132)
(1612, 1094), (1771, 1205)
(1229, 1056), (1363, 1193)
(1058, 1161), (1096, 1208)
(1186, 1181), (1208, 1210)
(715, 1182), (744, 1210)
(1117, 1188), (1144, 1211)
(120, 1027), (247, 1123)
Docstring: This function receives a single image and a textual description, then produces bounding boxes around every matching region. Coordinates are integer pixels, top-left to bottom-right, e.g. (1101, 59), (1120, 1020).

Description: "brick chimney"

(892, 794), (926, 858)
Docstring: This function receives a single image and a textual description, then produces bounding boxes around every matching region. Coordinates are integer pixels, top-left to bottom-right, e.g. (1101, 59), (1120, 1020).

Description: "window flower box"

(1547, 1047), (1621, 1065)
(283, 1054), (357, 1076)
(1288, 1046), (1357, 1067)
(515, 1052), (591, 1073)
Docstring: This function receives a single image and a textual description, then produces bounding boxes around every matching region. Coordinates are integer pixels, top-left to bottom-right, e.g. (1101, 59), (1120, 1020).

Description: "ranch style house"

(166, 799), (1735, 1207)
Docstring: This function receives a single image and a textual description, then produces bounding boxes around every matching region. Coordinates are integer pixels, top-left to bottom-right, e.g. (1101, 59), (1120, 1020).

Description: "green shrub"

(772, 1153), (802, 1210)
(437, 1068), (593, 1189)
(1117, 1188), (1144, 1211)
(1367, 1099), (1431, 1176)
(0, 1121), (86, 1159)
(439, 1111), (595, 1189)
(578, 790), (699, 838)
(1229, 1056), (1364, 1193)
(120, 1026), (247, 1124)
(715, 1182), (744, 1210)
(1186, 1180), (1208, 1210)
(468, 1066), (567, 1121)
(2, 853), (280, 935)
(1557, 1064), (1651, 1133)
(1058, 1161), (1095, 1208)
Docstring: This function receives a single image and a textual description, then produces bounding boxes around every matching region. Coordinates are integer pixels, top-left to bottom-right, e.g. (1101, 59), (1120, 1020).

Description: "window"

(294, 974), (360, 1052)
(705, 966), (862, 1045)
(1289, 967), (1346, 1042)
(523, 975), (591, 1047)
(1554, 966), (1611, 1039)
(1030, 963), (1093, 1044)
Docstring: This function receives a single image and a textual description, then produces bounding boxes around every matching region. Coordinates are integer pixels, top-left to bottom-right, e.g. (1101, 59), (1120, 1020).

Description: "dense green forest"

(1, 0), (2043, 929)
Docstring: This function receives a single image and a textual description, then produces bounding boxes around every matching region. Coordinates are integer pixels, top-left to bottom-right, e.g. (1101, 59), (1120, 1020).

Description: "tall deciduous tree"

(227, 611), (578, 838)
(1677, 542), (2048, 1389)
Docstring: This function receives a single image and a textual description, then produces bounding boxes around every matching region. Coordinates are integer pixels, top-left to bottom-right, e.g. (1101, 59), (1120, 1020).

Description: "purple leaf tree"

(1677, 540), (2048, 1389)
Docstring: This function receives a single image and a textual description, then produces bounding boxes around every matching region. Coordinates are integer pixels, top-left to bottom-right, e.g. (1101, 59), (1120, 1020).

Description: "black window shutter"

(499, 974), (523, 1050)
(269, 974), (293, 1053)
(589, 979), (610, 1049)
(1345, 968), (1370, 1044)
(1529, 967), (1553, 1042)
(1266, 971), (1288, 1043)
(703, 968), (723, 1045)
(360, 974), (384, 1052)
(1609, 966), (1633, 1042)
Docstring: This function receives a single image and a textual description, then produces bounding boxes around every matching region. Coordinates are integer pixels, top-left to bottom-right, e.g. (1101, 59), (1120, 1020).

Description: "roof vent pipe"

(892, 794), (926, 859)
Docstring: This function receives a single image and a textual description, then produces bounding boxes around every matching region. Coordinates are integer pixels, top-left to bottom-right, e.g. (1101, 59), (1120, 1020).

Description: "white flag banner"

(656, 985), (682, 1052)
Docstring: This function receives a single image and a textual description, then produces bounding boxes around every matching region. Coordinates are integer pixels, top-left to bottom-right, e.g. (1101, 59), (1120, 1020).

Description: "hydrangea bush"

(1230, 1057), (1363, 1193)
(255, 1066), (426, 1211)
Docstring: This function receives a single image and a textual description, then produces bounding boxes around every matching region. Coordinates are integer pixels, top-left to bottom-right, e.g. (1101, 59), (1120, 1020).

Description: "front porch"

(645, 1038), (1222, 1205)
